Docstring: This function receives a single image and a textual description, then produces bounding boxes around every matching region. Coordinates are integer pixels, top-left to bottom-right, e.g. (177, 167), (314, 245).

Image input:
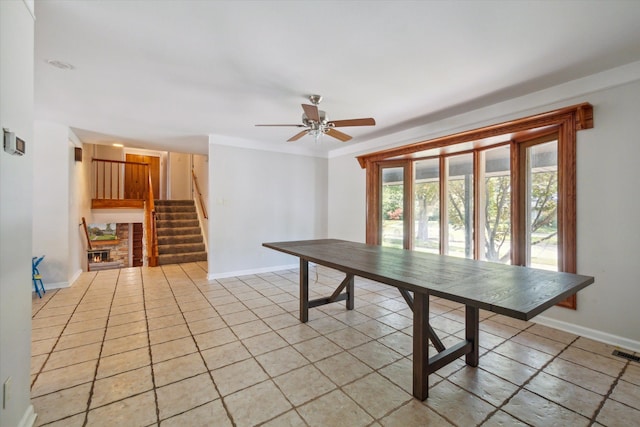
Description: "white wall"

(0, 0), (36, 425)
(208, 142), (328, 277)
(32, 124), (85, 287)
(168, 152), (191, 199)
(549, 79), (640, 349)
(328, 63), (640, 350)
(33, 122), (73, 288)
(328, 154), (367, 243)
(66, 131), (93, 277)
(77, 141), (94, 271)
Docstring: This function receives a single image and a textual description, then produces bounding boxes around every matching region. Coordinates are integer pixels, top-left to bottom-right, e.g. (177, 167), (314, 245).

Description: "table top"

(263, 239), (594, 320)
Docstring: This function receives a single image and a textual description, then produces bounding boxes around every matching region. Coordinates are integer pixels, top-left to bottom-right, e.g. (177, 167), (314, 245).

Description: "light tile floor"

(30, 263), (640, 426)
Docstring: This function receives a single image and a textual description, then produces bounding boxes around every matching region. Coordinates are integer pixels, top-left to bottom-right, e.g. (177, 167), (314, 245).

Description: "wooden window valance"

(356, 103), (593, 168)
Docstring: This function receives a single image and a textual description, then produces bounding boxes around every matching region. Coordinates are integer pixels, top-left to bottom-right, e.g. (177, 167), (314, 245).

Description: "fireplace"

(88, 249), (110, 263)
(87, 248), (123, 271)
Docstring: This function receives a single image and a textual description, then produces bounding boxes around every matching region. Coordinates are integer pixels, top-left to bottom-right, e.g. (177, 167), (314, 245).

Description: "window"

(381, 166), (406, 249)
(359, 103), (593, 309)
(413, 159), (440, 254)
(523, 138), (558, 271)
(478, 145), (511, 263)
(445, 153), (474, 258)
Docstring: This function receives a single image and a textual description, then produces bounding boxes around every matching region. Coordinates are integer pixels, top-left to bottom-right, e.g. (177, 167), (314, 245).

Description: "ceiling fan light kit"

(256, 95), (375, 143)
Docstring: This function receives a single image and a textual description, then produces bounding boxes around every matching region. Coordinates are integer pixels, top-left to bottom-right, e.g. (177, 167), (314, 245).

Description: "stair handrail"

(191, 169), (208, 219)
(146, 170), (158, 267)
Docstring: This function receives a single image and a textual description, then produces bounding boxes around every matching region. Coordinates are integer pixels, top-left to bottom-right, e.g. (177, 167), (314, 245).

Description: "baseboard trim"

(534, 315), (640, 353)
(42, 280), (70, 291)
(68, 269), (82, 286)
(18, 404), (37, 427)
(41, 269), (82, 290)
(208, 264), (298, 280)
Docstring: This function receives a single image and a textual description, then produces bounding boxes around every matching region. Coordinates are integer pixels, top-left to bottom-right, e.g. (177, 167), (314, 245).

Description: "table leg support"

(465, 305), (479, 367)
(346, 274), (354, 310)
(300, 259), (309, 323)
(413, 292), (429, 400)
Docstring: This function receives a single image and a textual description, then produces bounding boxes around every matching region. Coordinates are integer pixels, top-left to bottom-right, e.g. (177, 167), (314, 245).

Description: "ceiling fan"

(255, 95), (376, 142)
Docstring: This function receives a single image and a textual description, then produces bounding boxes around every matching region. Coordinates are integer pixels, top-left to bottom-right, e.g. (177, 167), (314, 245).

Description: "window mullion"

(511, 140), (525, 266)
(474, 151), (483, 260)
(404, 161), (413, 250)
(440, 157), (448, 255)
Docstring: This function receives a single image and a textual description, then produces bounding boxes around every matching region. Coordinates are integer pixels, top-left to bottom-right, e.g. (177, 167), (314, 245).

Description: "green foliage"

(386, 167), (557, 263)
(382, 184), (404, 220)
(529, 171), (558, 237)
(483, 176), (511, 261)
(441, 171), (557, 262)
(414, 181), (439, 241)
(447, 179), (469, 231)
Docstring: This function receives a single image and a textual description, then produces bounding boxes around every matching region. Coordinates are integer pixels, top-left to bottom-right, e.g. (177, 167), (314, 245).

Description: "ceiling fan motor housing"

(308, 94), (323, 105)
(302, 110), (327, 129)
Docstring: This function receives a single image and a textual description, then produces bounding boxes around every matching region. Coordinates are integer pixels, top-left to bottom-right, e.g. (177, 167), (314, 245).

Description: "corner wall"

(0, 1), (36, 425)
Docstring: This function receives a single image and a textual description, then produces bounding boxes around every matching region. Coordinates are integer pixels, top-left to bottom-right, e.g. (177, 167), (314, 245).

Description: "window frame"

(359, 103), (593, 310)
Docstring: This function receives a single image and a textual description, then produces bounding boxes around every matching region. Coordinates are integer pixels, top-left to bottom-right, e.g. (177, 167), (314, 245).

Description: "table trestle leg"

(400, 289), (445, 352)
(305, 272), (355, 312)
(413, 292), (479, 401)
(300, 259), (309, 323)
(413, 292), (430, 400)
(398, 288), (414, 310)
(465, 305), (479, 367)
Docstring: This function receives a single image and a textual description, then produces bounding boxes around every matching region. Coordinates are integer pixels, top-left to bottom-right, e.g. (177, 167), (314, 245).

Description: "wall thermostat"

(3, 128), (25, 156)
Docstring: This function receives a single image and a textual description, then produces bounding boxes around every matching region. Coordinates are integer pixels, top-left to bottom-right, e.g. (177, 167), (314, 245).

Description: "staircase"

(154, 200), (207, 265)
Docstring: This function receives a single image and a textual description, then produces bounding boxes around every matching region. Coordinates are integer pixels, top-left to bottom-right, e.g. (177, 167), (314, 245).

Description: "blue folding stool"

(32, 256), (46, 298)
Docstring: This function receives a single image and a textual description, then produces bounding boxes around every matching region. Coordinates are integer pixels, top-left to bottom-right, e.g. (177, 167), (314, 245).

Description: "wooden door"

(125, 154), (160, 200)
(132, 223), (143, 267)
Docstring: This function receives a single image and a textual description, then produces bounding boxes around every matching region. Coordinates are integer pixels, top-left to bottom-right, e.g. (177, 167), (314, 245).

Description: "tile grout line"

(471, 322), (544, 426)
(204, 268), (307, 424)
(187, 265), (373, 426)
(82, 269), (122, 427)
(166, 263), (238, 427)
(30, 288), (58, 318)
(248, 272), (415, 425)
(234, 269), (359, 426)
(477, 330), (582, 426)
(142, 266), (169, 426)
(264, 272), (438, 424)
(588, 359), (631, 426)
(30, 274), (99, 392)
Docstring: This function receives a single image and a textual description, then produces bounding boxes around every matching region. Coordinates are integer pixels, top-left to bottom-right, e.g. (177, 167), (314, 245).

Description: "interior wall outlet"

(3, 377), (11, 409)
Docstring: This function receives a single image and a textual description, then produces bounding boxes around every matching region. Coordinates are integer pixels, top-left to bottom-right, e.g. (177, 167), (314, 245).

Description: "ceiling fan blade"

(255, 124), (306, 127)
(302, 104), (320, 122)
(328, 118), (376, 127)
(287, 130), (308, 142)
(325, 128), (352, 142)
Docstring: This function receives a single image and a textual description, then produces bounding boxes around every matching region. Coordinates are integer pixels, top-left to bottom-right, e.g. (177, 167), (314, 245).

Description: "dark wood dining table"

(262, 239), (594, 400)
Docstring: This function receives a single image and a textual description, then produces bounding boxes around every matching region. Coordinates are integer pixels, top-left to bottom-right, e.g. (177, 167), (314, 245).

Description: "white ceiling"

(34, 0), (640, 156)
